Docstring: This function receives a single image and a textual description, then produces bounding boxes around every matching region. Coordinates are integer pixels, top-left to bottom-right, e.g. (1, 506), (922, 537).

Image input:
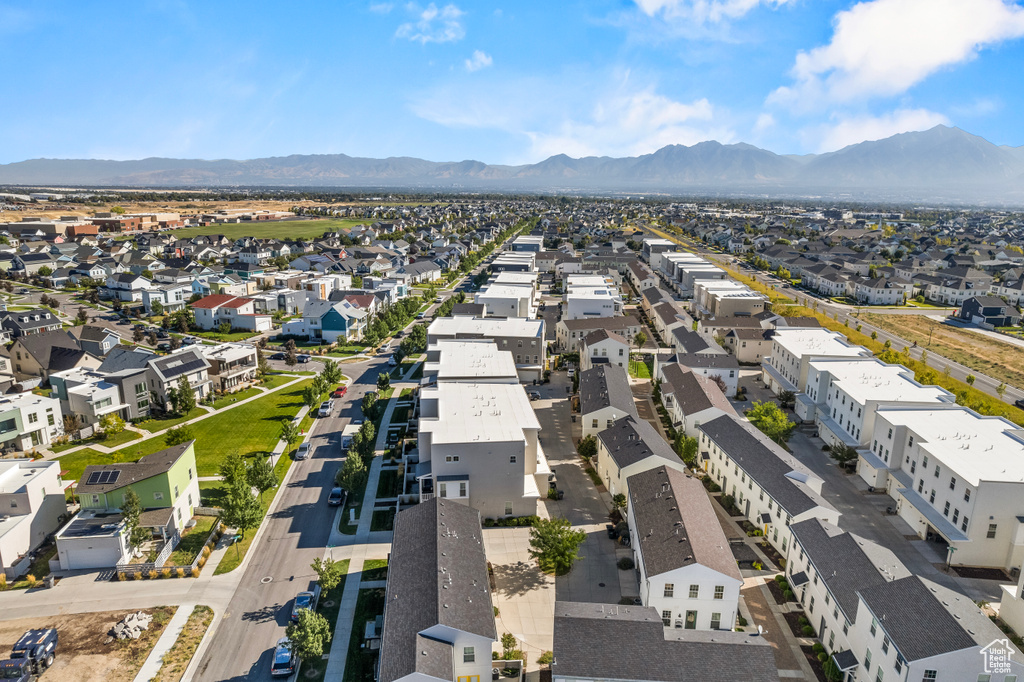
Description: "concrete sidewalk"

(133, 602), (196, 682)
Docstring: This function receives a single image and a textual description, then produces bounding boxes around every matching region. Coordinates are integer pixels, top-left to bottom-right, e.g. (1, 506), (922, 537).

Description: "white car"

(318, 400), (334, 417)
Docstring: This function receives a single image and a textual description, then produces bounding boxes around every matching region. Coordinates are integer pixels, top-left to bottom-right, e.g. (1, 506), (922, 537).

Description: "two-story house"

(0, 460), (67, 579)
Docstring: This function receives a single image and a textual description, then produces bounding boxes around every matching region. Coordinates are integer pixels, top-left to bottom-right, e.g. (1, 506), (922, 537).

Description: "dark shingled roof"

(581, 328), (628, 347)
(579, 365), (638, 418)
(660, 363), (734, 418)
(77, 441), (195, 494)
(559, 314), (640, 332)
(378, 499), (495, 682)
(551, 601), (779, 682)
(598, 416), (677, 471)
(628, 466), (741, 581)
(13, 329), (81, 366)
(698, 414), (835, 517)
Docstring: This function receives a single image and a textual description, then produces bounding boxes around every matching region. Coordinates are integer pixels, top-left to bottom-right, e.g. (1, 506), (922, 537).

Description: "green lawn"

(338, 458), (372, 535)
(136, 408), (207, 433)
(370, 509), (395, 531)
(161, 218), (372, 241)
(261, 374), (294, 390)
(213, 454), (293, 575)
(50, 428), (141, 453)
(210, 386), (263, 409)
(375, 469), (400, 499)
(165, 515), (218, 567)
(59, 379), (314, 479)
(361, 558), (388, 582)
(343, 589), (387, 682)
(188, 329), (260, 342)
(399, 388), (413, 398)
(629, 358), (652, 379)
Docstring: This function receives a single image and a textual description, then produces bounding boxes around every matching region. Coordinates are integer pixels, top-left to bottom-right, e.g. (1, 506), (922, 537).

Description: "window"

(174, 485), (179, 499)
(188, 493), (193, 507)
(934, 465), (940, 478)
(962, 516), (969, 532)
(188, 468), (193, 480)
(881, 636), (890, 654)
(504, 501), (513, 516)
(606, 419), (613, 428)
(988, 524), (998, 539)
(809, 596), (815, 613)
(713, 586), (724, 600)
(824, 593), (830, 606)
(689, 585), (699, 599)
(661, 610), (671, 627)
(952, 509), (959, 524)
(887, 428), (893, 439)
(909, 436), (914, 447)
(664, 584), (674, 598)
(949, 476), (956, 491)
(977, 677), (991, 682)
(27, 413), (38, 424)
(910, 460), (916, 474)
(47, 413), (55, 426)
(875, 671), (883, 682)
(918, 480), (924, 493)
(439, 483), (448, 498)
(463, 647), (475, 663)
(864, 648), (872, 673)
(943, 501), (950, 517)
(929, 490), (936, 504)
(922, 670), (937, 680)
(710, 612), (721, 629)
(870, 618), (877, 636)
(922, 455), (929, 468)
(964, 489), (971, 503)
(592, 419), (598, 429)
(459, 482), (467, 497)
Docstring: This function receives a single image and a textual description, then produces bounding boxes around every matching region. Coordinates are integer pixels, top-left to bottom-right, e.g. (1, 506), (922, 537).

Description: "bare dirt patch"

(0, 607), (176, 682)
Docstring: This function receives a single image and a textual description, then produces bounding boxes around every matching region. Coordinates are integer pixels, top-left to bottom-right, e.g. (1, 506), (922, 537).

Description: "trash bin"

(44, 575), (55, 589)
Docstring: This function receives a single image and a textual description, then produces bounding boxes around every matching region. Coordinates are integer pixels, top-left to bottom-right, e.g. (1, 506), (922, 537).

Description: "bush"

(812, 643), (825, 655)
(547, 488), (560, 500)
(774, 574), (785, 584)
(752, 561), (762, 571)
(617, 557), (635, 570)
(778, 580), (790, 591)
(802, 625), (815, 636)
(483, 518), (495, 527)
(176, 567), (185, 578)
(737, 615), (748, 627)
(161, 568), (172, 579)
(798, 616), (809, 626)
(116, 572), (126, 582)
(202, 545), (212, 558)
(191, 567), (201, 578)
(133, 571), (143, 581)
(818, 652), (828, 663)
(148, 569), (159, 580)
(784, 589), (794, 601)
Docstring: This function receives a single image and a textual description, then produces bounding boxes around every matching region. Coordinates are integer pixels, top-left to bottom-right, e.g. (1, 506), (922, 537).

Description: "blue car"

(270, 637), (294, 677)
(291, 591), (314, 622)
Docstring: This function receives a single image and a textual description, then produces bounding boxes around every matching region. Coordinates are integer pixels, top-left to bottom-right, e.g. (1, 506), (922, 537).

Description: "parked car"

(1016, 398), (1024, 410)
(416, 312), (426, 319)
(295, 443), (311, 460)
(387, 356), (398, 367)
(318, 400), (333, 418)
(157, 343), (170, 351)
(332, 386), (347, 399)
(290, 591), (314, 622)
(156, 330), (169, 339)
(528, 391), (542, 401)
(270, 638), (295, 677)
(270, 352), (285, 360)
(297, 354), (311, 363)
(328, 487), (347, 507)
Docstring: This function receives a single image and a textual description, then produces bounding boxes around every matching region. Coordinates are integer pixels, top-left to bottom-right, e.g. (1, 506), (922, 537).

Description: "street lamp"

(946, 545), (957, 572)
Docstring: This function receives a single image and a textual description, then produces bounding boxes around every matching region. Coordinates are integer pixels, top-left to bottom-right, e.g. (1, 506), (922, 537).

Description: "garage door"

(64, 546), (123, 570)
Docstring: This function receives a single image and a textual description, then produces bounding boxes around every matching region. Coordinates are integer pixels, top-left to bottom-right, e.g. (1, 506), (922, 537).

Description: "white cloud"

(411, 73), (734, 161)
(396, 3), (465, 44)
(369, 2), (394, 13)
(771, 0), (1024, 109)
(754, 112), (775, 133)
(464, 50), (492, 72)
(810, 108), (950, 153)
(634, 0), (794, 23)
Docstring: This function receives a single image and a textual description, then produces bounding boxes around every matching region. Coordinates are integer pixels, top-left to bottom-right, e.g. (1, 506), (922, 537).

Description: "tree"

(358, 422), (376, 458)
(76, 307), (90, 325)
(286, 609), (332, 664)
(778, 390), (796, 409)
(676, 434), (699, 467)
(164, 424), (194, 447)
(110, 205), (126, 214)
(133, 326), (144, 344)
(280, 421), (301, 449)
(632, 331), (647, 374)
(321, 359), (342, 384)
(285, 339), (298, 366)
(170, 336), (182, 350)
(112, 298), (123, 312)
(828, 442), (859, 468)
(303, 385), (321, 411)
(148, 331), (157, 346)
(611, 493), (626, 511)
(168, 375), (196, 415)
(38, 266), (53, 277)
(220, 452), (249, 489)
(577, 435), (597, 462)
(222, 481), (263, 551)
(746, 400), (795, 444)
(870, 331), (878, 341)
(150, 300), (164, 316)
(99, 413), (125, 438)
(337, 449), (368, 491)
(529, 517), (586, 575)
(500, 632), (524, 661)
(141, 269), (154, 280)
(247, 457), (277, 501)
(63, 413), (82, 435)
(377, 372), (390, 392)
(966, 374), (976, 386)
(121, 487), (151, 552)
(362, 392), (378, 419)
(311, 556), (345, 592)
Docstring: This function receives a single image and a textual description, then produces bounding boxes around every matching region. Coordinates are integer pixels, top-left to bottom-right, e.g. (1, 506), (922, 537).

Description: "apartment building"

(691, 280), (767, 318)
(861, 405), (1024, 571)
(799, 357), (955, 446)
(595, 417), (687, 499)
(556, 315), (641, 352)
(563, 274), (622, 320)
(628, 466), (742, 631)
(641, 237), (676, 272)
(491, 252), (536, 273)
(510, 235), (543, 252)
(0, 460), (66, 579)
(415, 382), (550, 519)
(422, 340), (519, 385)
(761, 328), (871, 396)
(426, 316), (545, 382)
(475, 282), (537, 318)
(579, 364), (639, 438)
(698, 414), (840, 556)
(201, 343), (259, 393)
(0, 393), (62, 452)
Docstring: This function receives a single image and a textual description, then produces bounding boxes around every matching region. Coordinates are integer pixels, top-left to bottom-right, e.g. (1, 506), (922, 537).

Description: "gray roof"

(628, 466), (741, 581)
(450, 303), (486, 317)
(98, 345), (155, 374)
(78, 325), (119, 343)
(859, 576), (997, 662)
(13, 329), (81, 366)
(77, 440), (195, 494)
(598, 416), (676, 471)
(671, 328), (720, 355)
(149, 348), (209, 381)
(551, 601), (779, 682)
(581, 328), (627, 347)
(560, 314), (640, 332)
(660, 363), (734, 417)
(378, 499), (495, 682)
(790, 519), (908, 622)
(698, 414), (835, 517)
(579, 365), (638, 418)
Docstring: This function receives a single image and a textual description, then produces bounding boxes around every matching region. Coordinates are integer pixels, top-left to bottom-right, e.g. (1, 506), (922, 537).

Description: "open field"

(155, 217), (373, 241)
(0, 608), (176, 682)
(861, 314), (1024, 391)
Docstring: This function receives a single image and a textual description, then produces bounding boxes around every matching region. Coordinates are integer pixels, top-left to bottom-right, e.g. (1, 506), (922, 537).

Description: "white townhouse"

(860, 405), (1024, 572)
(426, 316), (546, 383)
(580, 329), (630, 371)
(798, 357), (955, 446)
(698, 414), (840, 557)
(563, 274), (623, 321)
(628, 465), (742, 632)
(595, 416), (687, 499)
(659, 363), (736, 436)
(415, 381), (551, 520)
(0, 460), (67, 579)
(475, 283), (536, 318)
(421, 340), (520, 385)
(761, 328), (871, 397)
(578, 364), (639, 439)
(0, 393), (63, 452)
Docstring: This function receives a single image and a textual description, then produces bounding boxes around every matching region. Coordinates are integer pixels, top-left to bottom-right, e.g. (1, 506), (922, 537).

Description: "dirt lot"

(861, 313), (1024, 389)
(0, 607), (176, 682)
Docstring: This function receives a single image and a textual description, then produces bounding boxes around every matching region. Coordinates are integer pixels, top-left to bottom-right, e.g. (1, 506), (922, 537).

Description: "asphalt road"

(193, 353), (389, 682)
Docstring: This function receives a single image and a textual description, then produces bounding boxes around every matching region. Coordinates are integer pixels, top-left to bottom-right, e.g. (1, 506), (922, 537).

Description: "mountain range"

(2, 126), (1023, 204)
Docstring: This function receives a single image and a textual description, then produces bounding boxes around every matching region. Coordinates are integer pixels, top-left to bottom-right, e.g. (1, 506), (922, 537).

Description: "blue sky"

(2, 0), (1023, 164)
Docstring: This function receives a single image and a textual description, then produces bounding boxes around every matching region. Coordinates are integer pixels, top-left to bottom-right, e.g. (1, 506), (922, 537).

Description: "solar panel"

(107, 471), (120, 484)
(86, 471), (102, 485)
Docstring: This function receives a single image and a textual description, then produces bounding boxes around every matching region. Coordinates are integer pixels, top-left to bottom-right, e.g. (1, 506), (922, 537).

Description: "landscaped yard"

(213, 454), (293, 575)
(302, 559), (349, 679)
(210, 386), (263, 410)
(370, 508), (395, 531)
(136, 408), (206, 433)
(343, 588), (386, 682)
(361, 558), (388, 582)
(628, 358), (652, 379)
(261, 374), (294, 390)
(50, 428), (141, 453)
(164, 515), (218, 567)
(188, 329), (260, 342)
(375, 469), (400, 499)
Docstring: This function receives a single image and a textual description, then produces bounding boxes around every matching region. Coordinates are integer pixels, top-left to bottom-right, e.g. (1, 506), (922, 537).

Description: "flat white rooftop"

(810, 358), (953, 406)
(425, 340), (519, 381)
(566, 275), (613, 286)
(420, 382), (540, 445)
(0, 460), (58, 494)
(876, 406), (1024, 485)
(202, 343), (255, 363)
(493, 272), (538, 285)
(477, 285), (534, 299)
(427, 316), (544, 339)
(643, 238), (675, 246)
(772, 328), (870, 360)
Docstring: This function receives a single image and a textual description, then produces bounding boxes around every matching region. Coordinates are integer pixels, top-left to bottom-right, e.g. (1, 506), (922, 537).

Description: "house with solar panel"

(55, 440), (200, 570)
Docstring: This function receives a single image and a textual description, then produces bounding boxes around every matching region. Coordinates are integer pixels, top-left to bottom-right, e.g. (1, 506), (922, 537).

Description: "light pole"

(945, 545), (957, 573)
